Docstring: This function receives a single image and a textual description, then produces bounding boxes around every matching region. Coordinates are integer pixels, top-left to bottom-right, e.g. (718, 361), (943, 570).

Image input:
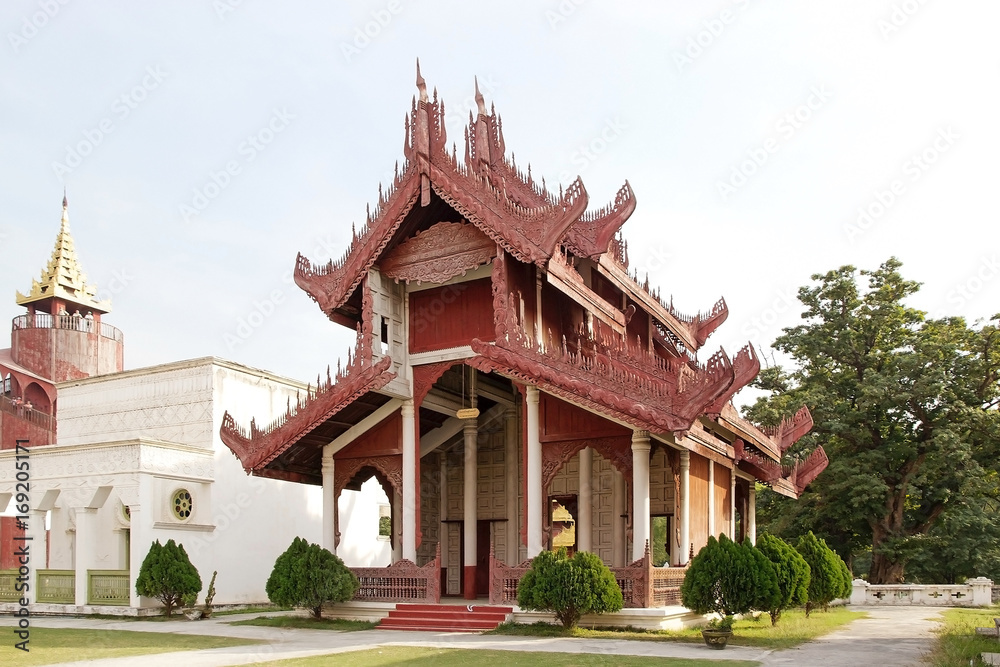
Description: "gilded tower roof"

(16, 195), (111, 314)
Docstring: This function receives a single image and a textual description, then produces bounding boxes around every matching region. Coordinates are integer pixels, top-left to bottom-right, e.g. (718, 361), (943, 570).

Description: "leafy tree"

(756, 533), (810, 625)
(680, 535), (779, 629)
(796, 532), (848, 616)
(517, 548), (623, 628)
(265, 537), (359, 619)
(135, 539), (202, 617)
(748, 259), (1000, 583)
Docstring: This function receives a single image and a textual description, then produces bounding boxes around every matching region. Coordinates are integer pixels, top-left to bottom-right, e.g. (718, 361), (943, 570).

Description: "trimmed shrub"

(756, 533), (810, 625)
(265, 537), (359, 619)
(517, 548), (624, 628)
(796, 531), (848, 616)
(135, 539), (202, 617)
(680, 534), (779, 630)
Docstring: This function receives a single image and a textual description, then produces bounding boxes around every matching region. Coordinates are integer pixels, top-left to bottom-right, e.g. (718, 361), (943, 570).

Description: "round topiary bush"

(135, 539), (202, 617)
(756, 533), (810, 625)
(680, 535), (778, 631)
(265, 537), (359, 619)
(517, 548), (624, 628)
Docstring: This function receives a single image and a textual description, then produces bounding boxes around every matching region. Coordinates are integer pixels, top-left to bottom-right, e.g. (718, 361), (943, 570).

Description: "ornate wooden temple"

(220, 65), (827, 611)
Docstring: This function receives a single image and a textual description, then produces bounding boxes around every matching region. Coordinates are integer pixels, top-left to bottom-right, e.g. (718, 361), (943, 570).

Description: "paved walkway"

(3, 606), (946, 666)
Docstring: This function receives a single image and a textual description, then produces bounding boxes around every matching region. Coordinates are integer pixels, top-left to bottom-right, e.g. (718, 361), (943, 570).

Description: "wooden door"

(476, 521), (491, 597)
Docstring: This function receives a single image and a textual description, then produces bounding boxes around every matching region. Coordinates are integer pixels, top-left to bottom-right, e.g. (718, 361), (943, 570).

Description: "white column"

(74, 508), (97, 606)
(707, 461), (715, 538)
(321, 450), (336, 554)
(440, 455), (449, 573)
(463, 418), (478, 599)
(535, 273), (544, 348)
(526, 385), (543, 558)
(612, 470), (626, 567)
(28, 510), (47, 604)
(679, 450), (690, 565)
(504, 406), (520, 565)
(401, 399), (416, 562)
(748, 484), (757, 544)
(631, 431), (651, 562)
(730, 467), (737, 539)
(578, 447), (593, 554)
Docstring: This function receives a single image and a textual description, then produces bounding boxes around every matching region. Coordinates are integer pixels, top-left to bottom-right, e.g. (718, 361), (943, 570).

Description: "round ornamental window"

(172, 489), (192, 520)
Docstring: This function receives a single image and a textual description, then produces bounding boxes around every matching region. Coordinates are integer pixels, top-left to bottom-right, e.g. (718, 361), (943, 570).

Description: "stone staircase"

(375, 603), (513, 632)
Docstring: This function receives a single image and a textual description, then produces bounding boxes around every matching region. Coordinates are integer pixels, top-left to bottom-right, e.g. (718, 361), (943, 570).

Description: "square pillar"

(578, 447), (593, 554)
(504, 406), (519, 565)
(27, 510), (47, 604)
(401, 399), (417, 562)
(74, 508), (97, 606)
(748, 484), (757, 544)
(611, 469), (626, 567)
(525, 385), (543, 558)
(679, 451), (690, 565)
(730, 467), (737, 539)
(631, 431), (651, 562)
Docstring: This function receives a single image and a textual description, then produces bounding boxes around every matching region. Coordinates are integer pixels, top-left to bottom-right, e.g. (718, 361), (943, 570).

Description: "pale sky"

(1, 1), (997, 384)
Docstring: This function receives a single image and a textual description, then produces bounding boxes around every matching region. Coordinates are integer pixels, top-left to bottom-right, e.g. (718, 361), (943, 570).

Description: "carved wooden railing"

(350, 545), (440, 603)
(0, 569), (19, 602)
(488, 544), (688, 609)
(87, 570), (130, 605)
(37, 569), (75, 604)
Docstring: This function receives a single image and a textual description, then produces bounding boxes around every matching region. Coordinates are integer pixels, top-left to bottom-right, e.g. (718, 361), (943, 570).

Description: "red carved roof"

(293, 66), (638, 318)
(469, 252), (736, 435)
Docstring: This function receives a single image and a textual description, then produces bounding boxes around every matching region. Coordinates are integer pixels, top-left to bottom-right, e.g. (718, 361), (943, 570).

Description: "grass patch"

(229, 615), (377, 631)
(0, 627), (263, 666)
(927, 605), (1000, 667)
(488, 607), (863, 650)
(253, 646), (760, 666)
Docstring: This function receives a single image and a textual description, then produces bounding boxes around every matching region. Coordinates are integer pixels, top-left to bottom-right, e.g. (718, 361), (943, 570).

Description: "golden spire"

(16, 195), (112, 314)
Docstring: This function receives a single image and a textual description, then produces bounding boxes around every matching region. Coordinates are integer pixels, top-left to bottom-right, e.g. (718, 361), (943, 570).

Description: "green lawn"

(927, 605), (1000, 666)
(253, 646), (759, 666)
(0, 627), (264, 666)
(229, 615), (377, 631)
(489, 607), (863, 650)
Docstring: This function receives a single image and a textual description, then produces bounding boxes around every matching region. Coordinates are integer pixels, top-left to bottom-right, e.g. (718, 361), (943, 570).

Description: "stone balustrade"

(850, 577), (995, 607)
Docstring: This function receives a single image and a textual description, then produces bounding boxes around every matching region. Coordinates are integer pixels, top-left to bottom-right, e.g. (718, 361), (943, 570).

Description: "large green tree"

(749, 259), (1000, 584)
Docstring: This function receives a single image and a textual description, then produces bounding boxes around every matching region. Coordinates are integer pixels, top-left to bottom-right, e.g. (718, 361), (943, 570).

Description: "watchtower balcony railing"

(12, 313), (123, 343)
(0, 394), (55, 431)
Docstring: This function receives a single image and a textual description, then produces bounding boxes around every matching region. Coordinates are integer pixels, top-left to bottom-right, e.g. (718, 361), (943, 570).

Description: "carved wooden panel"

(380, 221), (496, 284)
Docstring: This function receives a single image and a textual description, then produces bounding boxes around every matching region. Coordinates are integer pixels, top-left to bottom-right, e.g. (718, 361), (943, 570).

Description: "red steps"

(376, 603), (513, 632)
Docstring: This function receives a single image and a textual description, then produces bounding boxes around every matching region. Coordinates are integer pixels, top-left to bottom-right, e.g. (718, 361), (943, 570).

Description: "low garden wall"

(850, 577), (994, 607)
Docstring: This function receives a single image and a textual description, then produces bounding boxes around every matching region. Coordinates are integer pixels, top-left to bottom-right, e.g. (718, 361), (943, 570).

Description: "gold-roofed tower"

(16, 193), (111, 317)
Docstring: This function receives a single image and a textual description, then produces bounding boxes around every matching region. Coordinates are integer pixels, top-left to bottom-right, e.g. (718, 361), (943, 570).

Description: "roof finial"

(62, 187), (68, 209)
(474, 76), (486, 116)
(415, 58), (428, 103)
